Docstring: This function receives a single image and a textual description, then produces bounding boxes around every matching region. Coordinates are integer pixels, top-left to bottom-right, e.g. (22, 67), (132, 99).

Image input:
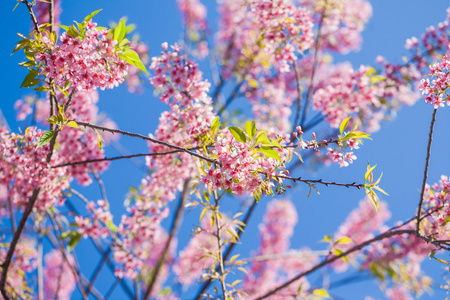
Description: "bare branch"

(76, 121), (219, 165)
(416, 108), (438, 234)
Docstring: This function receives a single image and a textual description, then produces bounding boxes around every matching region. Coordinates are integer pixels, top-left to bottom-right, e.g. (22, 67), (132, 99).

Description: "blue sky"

(2, 1), (450, 299)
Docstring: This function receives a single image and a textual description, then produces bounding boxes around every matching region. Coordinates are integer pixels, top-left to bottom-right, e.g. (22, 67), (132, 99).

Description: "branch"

(195, 199), (257, 299)
(217, 81), (244, 117)
(142, 179), (191, 300)
(299, 2), (326, 127)
(214, 193), (228, 299)
(76, 121), (219, 165)
(416, 108), (438, 234)
(272, 175), (365, 189)
(23, 0), (40, 34)
(290, 61), (303, 143)
(254, 229), (415, 299)
(51, 149), (200, 169)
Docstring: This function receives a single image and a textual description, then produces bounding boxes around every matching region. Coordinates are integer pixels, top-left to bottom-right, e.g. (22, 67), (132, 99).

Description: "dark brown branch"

(23, 0), (40, 34)
(52, 150), (197, 168)
(76, 121), (219, 165)
(273, 174), (365, 189)
(416, 108), (438, 234)
(0, 188), (41, 300)
(142, 179), (191, 300)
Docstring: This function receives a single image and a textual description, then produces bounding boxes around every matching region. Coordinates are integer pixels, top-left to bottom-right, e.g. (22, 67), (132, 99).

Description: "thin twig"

(416, 108), (438, 234)
(299, 3), (326, 127)
(273, 175), (365, 189)
(142, 179), (191, 300)
(23, 0), (40, 33)
(217, 81), (244, 117)
(214, 193), (228, 299)
(76, 121), (219, 165)
(51, 149), (199, 168)
(290, 61), (303, 142)
(195, 199), (257, 299)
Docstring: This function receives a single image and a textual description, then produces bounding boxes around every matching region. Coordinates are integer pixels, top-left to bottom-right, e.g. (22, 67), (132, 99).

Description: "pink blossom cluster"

(419, 55), (450, 108)
(293, 129), (361, 168)
(36, 20), (128, 91)
(177, 0), (209, 58)
(75, 200), (113, 239)
(125, 40), (149, 93)
(112, 44), (215, 280)
(301, 0), (372, 53)
(405, 8), (450, 68)
(331, 197), (391, 272)
(113, 206), (169, 279)
(312, 63), (381, 131)
(57, 90), (116, 185)
(217, 0), (313, 77)
(14, 90), (117, 186)
(0, 126), (69, 212)
(0, 239), (37, 299)
(43, 249), (76, 300)
(243, 199), (318, 298)
(362, 222), (431, 275)
(419, 175), (450, 239)
(141, 43), (215, 205)
(201, 132), (286, 195)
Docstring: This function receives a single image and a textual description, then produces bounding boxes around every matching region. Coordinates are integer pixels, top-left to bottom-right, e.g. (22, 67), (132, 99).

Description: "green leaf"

(46, 115), (58, 125)
(57, 25), (70, 32)
(334, 249), (348, 262)
(12, 39), (30, 54)
(20, 69), (39, 88)
(67, 24), (78, 37)
(373, 185), (389, 196)
(211, 116), (220, 131)
(229, 126), (247, 143)
(255, 133), (271, 145)
(339, 116), (351, 134)
(120, 48), (148, 73)
(245, 121), (256, 139)
(68, 232), (82, 251)
(37, 130), (55, 147)
(83, 9), (102, 24)
(18, 60), (35, 67)
(312, 289), (331, 298)
(247, 79), (258, 88)
(114, 19), (126, 42)
(57, 105), (66, 123)
(34, 86), (50, 92)
(107, 221), (118, 232)
(66, 120), (80, 129)
(335, 236), (352, 245)
(199, 207), (208, 222)
(259, 146), (281, 161)
(365, 188), (379, 211)
(364, 163), (377, 182)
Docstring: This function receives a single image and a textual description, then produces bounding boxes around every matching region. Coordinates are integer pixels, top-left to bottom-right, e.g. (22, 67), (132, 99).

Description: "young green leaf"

(83, 9), (103, 24)
(229, 126), (247, 143)
(38, 130), (55, 147)
(113, 19), (126, 42)
(339, 116), (351, 134)
(46, 115), (58, 125)
(245, 121), (257, 139)
(66, 120), (80, 129)
(259, 146), (281, 161)
(20, 69), (39, 88)
(68, 232), (82, 251)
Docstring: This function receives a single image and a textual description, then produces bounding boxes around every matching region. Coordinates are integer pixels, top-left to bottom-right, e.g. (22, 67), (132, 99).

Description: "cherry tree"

(1, 0), (450, 299)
